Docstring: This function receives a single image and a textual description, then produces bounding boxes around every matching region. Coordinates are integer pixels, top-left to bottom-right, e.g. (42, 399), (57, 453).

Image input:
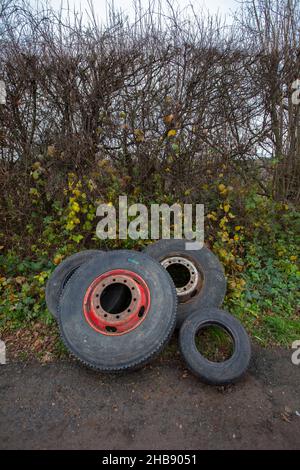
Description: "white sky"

(30, 0), (239, 24)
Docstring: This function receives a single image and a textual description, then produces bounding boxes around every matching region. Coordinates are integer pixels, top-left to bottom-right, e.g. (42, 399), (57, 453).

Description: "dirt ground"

(0, 344), (299, 450)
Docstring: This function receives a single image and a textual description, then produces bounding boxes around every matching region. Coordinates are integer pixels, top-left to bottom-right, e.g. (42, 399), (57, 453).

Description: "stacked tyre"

(144, 240), (251, 385)
(46, 250), (177, 372)
(46, 242), (251, 384)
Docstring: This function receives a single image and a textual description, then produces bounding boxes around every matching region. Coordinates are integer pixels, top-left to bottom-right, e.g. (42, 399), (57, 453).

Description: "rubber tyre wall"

(144, 239), (227, 327)
(58, 250), (177, 372)
(179, 307), (251, 385)
(46, 250), (102, 319)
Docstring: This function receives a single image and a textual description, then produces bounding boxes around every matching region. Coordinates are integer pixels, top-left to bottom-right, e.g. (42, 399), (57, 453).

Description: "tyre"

(58, 250), (177, 372)
(179, 308), (251, 385)
(144, 239), (227, 327)
(46, 250), (102, 319)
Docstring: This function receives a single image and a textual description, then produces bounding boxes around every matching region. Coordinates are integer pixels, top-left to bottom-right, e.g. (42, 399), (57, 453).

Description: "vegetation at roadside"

(0, 0), (299, 359)
(1, 173), (299, 357)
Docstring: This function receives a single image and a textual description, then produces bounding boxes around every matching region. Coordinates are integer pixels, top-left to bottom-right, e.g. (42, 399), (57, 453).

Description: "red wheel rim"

(83, 269), (151, 336)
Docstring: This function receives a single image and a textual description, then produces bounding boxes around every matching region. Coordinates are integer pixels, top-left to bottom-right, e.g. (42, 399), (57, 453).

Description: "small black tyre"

(144, 239), (227, 327)
(179, 308), (251, 385)
(58, 250), (177, 372)
(46, 250), (102, 319)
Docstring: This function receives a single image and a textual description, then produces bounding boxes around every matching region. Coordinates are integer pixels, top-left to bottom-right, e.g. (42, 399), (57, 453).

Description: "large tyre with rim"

(46, 250), (102, 319)
(58, 250), (177, 372)
(144, 239), (226, 327)
(179, 308), (251, 385)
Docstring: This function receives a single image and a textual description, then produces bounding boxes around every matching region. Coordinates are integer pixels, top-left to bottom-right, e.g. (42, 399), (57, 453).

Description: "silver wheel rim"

(161, 256), (201, 302)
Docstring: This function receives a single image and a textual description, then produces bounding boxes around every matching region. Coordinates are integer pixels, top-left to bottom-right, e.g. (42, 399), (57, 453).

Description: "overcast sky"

(30, 0), (238, 24)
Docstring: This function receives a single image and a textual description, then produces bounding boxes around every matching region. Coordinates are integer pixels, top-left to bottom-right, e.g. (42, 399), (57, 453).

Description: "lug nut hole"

(105, 326), (117, 333)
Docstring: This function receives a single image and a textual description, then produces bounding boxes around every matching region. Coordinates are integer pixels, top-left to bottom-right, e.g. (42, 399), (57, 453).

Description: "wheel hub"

(83, 269), (150, 335)
(161, 256), (202, 302)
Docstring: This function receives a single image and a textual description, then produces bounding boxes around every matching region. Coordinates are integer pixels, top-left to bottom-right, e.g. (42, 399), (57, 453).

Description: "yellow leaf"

(163, 114), (174, 124)
(234, 234), (239, 241)
(47, 145), (55, 157)
(53, 254), (64, 265)
(219, 248), (227, 258)
(29, 188), (38, 196)
(224, 203), (230, 213)
(167, 129), (177, 137)
(221, 231), (229, 242)
(235, 226), (241, 231)
(71, 202), (80, 213)
(134, 129), (144, 142)
(73, 189), (81, 197)
(98, 159), (109, 168)
(219, 216), (228, 228)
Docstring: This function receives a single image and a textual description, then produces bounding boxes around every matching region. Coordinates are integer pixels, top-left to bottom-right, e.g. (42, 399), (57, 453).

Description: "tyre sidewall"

(58, 250), (177, 371)
(179, 308), (251, 385)
(45, 250), (102, 319)
(144, 240), (227, 326)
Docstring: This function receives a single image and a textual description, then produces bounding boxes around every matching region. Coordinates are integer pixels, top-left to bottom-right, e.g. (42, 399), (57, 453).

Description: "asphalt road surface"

(0, 345), (299, 449)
